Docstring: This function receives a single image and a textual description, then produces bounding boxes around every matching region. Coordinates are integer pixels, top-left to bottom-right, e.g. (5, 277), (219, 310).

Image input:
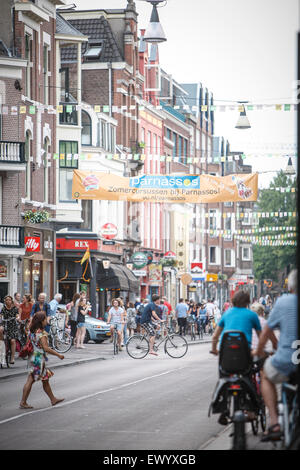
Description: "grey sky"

(63, 0), (299, 187)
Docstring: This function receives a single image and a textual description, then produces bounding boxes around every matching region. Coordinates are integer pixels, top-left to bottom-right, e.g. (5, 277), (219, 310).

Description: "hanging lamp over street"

(285, 157), (296, 175)
(235, 103), (251, 129)
(144, 1), (167, 43)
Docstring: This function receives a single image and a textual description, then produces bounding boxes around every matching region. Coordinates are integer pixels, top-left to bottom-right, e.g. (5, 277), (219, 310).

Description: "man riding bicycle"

(253, 269), (298, 442)
(140, 295), (163, 356)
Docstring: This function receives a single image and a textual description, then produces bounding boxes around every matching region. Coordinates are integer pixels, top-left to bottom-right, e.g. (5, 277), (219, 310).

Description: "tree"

(253, 170), (297, 283)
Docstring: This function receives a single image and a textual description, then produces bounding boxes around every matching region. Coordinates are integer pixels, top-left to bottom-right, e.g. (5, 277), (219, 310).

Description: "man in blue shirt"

(210, 290), (261, 354)
(141, 295), (163, 356)
(253, 269), (298, 442)
(175, 298), (189, 336)
(49, 293), (63, 317)
(30, 292), (51, 333)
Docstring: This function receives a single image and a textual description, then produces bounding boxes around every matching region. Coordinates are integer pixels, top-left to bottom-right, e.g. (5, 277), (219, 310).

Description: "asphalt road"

(0, 342), (228, 450)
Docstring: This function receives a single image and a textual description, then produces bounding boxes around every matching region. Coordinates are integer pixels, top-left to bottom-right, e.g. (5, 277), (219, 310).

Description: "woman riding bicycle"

(0, 295), (19, 364)
(107, 299), (124, 352)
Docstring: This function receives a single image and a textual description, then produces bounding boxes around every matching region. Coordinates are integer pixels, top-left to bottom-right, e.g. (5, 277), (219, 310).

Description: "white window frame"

(209, 246), (217, 265)
(242, 245), (251, 261)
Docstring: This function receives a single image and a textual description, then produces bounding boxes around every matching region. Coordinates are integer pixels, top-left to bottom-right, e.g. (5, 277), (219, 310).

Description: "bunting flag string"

(51, 151), (298, 167)
(0, 102), (298, 117)
(200, 226), (297, 237)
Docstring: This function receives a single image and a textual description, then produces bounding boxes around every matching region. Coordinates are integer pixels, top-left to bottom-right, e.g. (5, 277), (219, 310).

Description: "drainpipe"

(108, 62), (112, 117)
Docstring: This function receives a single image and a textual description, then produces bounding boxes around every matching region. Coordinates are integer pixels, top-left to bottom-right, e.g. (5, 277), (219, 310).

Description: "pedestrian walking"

(19, 294), (34, 321)
(75, 298), (89, 349)
(0, 295), (19, 364)
(66, 293), (80, 344)
(175, 298), (188, 336)
(126, 302), (137, 337)
(30, 293), (51, 333)
(19, 312), (64, 409)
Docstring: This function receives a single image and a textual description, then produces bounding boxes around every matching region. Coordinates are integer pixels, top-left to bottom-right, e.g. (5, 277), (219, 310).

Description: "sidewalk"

(0, 335), (211, 381)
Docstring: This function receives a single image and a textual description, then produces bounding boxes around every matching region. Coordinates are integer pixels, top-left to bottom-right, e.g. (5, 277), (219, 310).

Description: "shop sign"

(100, 223), (118, 240)
(149, 263), (162, 282)
(0, 260), (8, 278)
(56, 238), (99, 251)
(206, 273), (218, 282)
(164, 251), (176, 259)
(133, 270), (147, 277)
(132, 252), (148, 269)
(25, 236), (41, 252)
(191, 262), (203, 271)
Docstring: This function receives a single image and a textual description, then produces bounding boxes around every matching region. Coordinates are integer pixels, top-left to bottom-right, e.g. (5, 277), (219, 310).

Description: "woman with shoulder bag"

(19, 311), (64, 409)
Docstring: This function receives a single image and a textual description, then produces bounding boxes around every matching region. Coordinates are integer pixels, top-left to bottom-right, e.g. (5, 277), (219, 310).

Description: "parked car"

(84, 315), (111, 343)
(57, 305), (111, 343)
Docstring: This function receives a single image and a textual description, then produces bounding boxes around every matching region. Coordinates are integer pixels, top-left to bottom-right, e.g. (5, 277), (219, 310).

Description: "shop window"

(59, 141), (78, 202)
(81, 111), (92, 146)
(209, 246), (216, 264)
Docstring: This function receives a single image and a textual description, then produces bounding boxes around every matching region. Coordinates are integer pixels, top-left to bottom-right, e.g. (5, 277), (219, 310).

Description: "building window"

(81, 111), (92, 146)
(242, 246), (251, 261)
(209, 246), (216, 264)
(43, 45), (49, 105)
(173, 133), (177, 158)
(110, 126), (116, 153)
(81, 200), (93, 230)
(178, 136), (182, 162)
(43, 138), (50, 203)
(25, 34), (32, 99)
(59, 141), (78, 202)
(183, 139), (187, 163)
(25, 131), (31, 199)
(83, 42), (103, 60)
(224, 249), (232, 266)
(209, 209), (217, 230)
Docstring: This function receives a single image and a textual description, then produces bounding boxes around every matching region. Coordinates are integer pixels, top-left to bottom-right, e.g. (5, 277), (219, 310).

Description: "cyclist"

(253, 269), (298, 442)
(210, 291), (262, 355)
(140, 294), (163, 356)
(197, 303), (208, 335)
(206, 299), (215, 331)
(107, 299), (124, 351)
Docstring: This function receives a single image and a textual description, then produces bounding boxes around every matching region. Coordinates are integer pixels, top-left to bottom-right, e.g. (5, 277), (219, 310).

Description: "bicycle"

(48, 315), (72, 354)
(186, 316), (196, 341)
(126, 322), (188, 359)
(111, 323), (119, 355)
(278, 375), (298, 448)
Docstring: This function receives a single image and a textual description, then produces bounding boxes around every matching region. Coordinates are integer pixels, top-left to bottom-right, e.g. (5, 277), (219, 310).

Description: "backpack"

(138, 304), (145, 315)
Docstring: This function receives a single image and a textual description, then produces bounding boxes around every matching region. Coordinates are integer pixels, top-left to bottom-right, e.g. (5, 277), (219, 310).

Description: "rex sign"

(25, 236), (41, 252)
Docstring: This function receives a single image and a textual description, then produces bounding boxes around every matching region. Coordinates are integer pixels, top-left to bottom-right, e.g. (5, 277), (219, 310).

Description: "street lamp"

(285, 157), (296, 175)
(126, 262), (134, 271)
(143, 0), (167, 43)
(235, 102), (251, 130)
(102, 258), (111, 277)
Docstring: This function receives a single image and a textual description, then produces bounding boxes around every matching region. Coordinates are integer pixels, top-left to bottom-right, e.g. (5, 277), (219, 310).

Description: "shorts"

(141, 322), (156, 337)
(77, 322), (86, 328)
(111, 323), (123, 332)
(263, 356), (289, 384)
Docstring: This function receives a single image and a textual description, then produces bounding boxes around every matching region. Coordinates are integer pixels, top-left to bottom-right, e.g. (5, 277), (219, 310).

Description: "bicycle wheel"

(53, 330), (72, 353)
(251, 417), (259, 435)
(260, 404), (267, 433)
(165, 334), (188, 358)
(113, 333), (119, 355)
(126, 334), (149, 359)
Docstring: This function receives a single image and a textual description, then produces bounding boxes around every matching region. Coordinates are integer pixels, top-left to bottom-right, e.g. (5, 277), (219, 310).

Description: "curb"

(0, 338), (212, 381)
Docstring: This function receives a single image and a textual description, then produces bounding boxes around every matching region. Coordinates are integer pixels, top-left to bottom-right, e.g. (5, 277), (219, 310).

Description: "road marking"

(0, 366), (186, 426)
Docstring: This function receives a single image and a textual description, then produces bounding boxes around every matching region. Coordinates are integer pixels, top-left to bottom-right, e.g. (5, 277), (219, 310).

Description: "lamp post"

(143, 0), (167, 44)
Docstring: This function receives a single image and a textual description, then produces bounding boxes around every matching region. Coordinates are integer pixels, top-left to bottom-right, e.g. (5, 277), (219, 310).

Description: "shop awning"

(122, 266), (140, 293)
(97, 263), (130, 291)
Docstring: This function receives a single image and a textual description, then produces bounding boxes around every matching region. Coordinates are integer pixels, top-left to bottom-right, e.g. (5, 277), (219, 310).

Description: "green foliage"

(253, 170), (297, 282)
(24, 209), (50, 224)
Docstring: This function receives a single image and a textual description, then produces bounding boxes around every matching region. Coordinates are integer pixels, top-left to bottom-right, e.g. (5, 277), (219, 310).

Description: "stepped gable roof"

(60, 16), (123, 63)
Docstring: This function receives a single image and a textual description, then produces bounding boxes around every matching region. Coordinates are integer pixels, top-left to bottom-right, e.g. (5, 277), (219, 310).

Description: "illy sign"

(25, 236), (41, 252)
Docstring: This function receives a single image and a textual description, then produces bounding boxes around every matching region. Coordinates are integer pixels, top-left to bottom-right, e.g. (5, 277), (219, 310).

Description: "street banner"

(72, 171), (258, 204)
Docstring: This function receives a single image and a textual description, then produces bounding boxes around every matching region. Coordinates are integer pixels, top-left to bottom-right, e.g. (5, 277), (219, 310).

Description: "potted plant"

(24, 209), (50, 224)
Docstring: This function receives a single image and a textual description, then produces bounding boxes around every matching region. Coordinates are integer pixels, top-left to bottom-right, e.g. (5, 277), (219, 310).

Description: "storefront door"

(0, 282), (9, 302)
(59, 282), (77, 305)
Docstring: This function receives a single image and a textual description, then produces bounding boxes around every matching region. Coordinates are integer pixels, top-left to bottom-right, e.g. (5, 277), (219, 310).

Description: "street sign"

(164, 251), (176, 259)
(103, 240), (115, 245)
(206, 273), (218, 282)
(100, 223), (118, 240)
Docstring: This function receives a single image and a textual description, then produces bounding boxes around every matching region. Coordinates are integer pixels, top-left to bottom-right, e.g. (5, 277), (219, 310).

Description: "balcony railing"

(0, 141), (25, 163)
(0, 226), (24, 248)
